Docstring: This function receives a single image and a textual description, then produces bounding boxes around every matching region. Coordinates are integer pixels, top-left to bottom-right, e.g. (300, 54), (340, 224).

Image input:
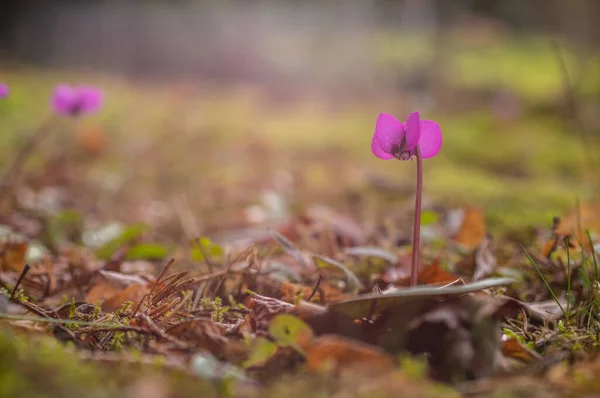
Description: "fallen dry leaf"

(473, 235), (497, 281)
(502, 337), (542, 362)
(396, 258), (459, 287)
(100, 283), (150, 312)
(0, 240), (28, 272)
(167, 318), (231, 357)
(305, 335), (394, 375)
(86, 270), (151, 311)
(554, 202), (600, 243)
(450, 208), (486, 250)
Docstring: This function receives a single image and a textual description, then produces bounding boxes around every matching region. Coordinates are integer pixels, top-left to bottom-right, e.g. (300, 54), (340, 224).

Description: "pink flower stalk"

(52, 84), (103, 116)
(371, 111), (442, 287)
(0, 83), (9, 99)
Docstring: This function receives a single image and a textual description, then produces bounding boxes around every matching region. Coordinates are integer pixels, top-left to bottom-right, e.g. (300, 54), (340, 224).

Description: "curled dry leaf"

(395, 258), (459, 287)
(307, 205), (366, 245)
(100, 283), (150, 312)
(554, 202), (600, 246)
(244, 293), (296, 336)
(167, 318), (233, 357)
(86, 270), (152, 311)
(305, 335), (394, 375)
(502, 337), (542, 363)
(449, 208), (486, 250)
(511, 298), (566, 323)
(329, 277), (515, 319)
(0, 240), (29, 272)
(473, 235), (497, 281)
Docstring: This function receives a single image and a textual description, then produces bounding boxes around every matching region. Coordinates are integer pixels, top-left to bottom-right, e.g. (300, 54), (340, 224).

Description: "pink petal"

(0, 83), (9, 98)
(374, 113), (404, 153)
(78, 86), (103, 114)
(52, 84), (76, 114)
(418, 120), (442, 159)
(371, 134), (394, 160)
(404, 111), (421, 150)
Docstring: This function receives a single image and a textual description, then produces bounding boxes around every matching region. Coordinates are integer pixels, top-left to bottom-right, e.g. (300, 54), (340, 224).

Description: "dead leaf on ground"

(502, 337), (542, 362)
(76, 123), (108, 156)
(473, 235), (497, 281)
(101, 283), (150, 312)
(167, 318), (233, 357)
(0, 240), (29, 272)
(554, 202), (600, 244)
(449, 208), (486, 250)
(396, 258), (459, 287)
(243, 293), (297, 336)
(329, 277), (514, 319)
(305, 335), (394, 374)
(86, 270), (152, 311)
(307, 205), (366, 245)
(512, 298), (566, 323)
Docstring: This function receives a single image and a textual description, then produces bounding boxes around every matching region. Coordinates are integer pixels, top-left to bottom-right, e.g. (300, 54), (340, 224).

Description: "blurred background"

(1, 0), (599, 238)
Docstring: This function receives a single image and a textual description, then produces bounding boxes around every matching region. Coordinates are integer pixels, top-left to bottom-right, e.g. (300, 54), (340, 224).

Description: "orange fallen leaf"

(502, 338), (541, 362)
(0, 241), (28, 272)
(85, 270), (151, 311)
(101, 284), (150, 312)
(396, 258), (459, 287)
(555, 202), (600, 238)
(452, 208), (486, 250)
(305, 335), (394, 374)
(76, 123), (108, 156)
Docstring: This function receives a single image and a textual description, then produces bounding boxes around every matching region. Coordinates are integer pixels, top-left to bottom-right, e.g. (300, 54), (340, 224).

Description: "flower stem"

(410, 146), (423, 287)
(0, 116), (57, 197)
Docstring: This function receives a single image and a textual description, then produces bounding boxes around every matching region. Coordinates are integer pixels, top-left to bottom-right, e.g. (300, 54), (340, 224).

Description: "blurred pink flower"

(52, 84), (103, 116)
(0, 83), (8, 99)
(371, 111), (442, 160)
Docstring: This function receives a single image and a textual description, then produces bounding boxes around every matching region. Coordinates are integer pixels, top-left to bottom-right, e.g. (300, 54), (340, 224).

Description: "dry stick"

(211, 245), (253, 298)
(10, 264), (31, 300)
(140, 313), (188, 349)
(410, 146), (423, 287)
(306, 274), (323, 302)
(131, 258), (175, 318)
(0, 117), (57, 197)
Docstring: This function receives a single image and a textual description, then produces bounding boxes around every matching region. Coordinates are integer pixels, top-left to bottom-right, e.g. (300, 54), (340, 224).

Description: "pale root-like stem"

(410, 146), (423, 287)
(0, 116), (57, 196)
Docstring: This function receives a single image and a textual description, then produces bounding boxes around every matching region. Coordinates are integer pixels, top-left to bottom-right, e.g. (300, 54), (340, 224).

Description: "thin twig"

(10, 264), (30, 300)
(307, 274), (323, 302)
(132, 258), (174, 318)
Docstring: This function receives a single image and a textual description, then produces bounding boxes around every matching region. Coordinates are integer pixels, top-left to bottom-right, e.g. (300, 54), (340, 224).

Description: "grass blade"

(520, 244), (565, 316)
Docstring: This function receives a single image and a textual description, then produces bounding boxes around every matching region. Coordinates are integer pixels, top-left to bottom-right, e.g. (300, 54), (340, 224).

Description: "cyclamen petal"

(418, 120), (443, 159)
(52, 84), (104, 116)
(404, 111), (421, 150)
(371, 134), (394, 160)
(374, 113), (405, 153)
(0, 83), (9, 98)
(78, 86), (103, 114)
(52, 85), (77, 114)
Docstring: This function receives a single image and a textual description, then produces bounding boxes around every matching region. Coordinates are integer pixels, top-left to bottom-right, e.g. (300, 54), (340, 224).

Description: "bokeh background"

(1, 0), (600, 238)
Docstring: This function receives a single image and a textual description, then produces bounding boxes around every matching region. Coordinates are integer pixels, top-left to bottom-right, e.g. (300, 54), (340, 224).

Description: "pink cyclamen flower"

(52, 84), (103, 116)
(0, 83), (8, 99)
(371, 111), (442, 160)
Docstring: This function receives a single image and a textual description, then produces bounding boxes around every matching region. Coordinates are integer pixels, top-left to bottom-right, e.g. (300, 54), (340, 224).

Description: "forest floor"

(1, 35), (600, 398)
